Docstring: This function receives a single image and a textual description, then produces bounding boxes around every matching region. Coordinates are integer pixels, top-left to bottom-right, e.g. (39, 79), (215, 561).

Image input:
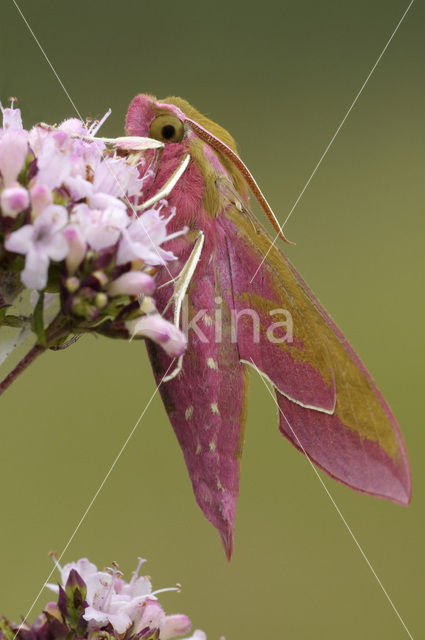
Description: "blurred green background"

(0, 1), (423, 638)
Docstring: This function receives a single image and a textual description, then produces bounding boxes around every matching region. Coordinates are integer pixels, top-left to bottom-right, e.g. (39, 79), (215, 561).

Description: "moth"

(126, 95), (411, 559)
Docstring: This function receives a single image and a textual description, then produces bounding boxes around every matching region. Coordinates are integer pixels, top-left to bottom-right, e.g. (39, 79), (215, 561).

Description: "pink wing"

(220, 205), (411, 505)
(147, 231), (249, 559)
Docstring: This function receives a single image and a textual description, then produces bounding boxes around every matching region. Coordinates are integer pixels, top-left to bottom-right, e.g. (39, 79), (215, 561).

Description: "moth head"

(126, 94), (187, 145)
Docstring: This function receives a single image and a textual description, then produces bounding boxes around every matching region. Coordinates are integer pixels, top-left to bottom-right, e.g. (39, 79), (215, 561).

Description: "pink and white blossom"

(126, 314), (187, 357)
(0, 101), (23, 130)
(117, 208), (184, 266)
(0, 104), (187, 364)
(0, 130), (28, 185)
(1, 183), (29, 216)
(5, 204), (68, 289)
(108, 271), (156, 297)
(30, 183), (53, 217)
(47, 557), (203, 640)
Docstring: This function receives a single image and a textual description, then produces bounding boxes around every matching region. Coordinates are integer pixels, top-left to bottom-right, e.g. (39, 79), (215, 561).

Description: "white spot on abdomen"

(210, 402), (219, 415)
(207, 357), (218, 370)
(185, 406), (193, 420)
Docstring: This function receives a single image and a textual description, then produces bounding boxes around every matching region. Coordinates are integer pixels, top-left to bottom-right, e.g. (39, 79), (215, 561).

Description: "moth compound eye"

(149, 114), (185, 143)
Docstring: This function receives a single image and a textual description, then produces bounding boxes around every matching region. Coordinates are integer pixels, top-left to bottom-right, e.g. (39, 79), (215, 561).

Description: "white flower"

(46, 557), (201, 640)
(117, 208), (182, 266)
(92, 155), (143, 198)
(70, 202), (129, 251)
(5, 204), (68, 289)
(34, 133), (72, 189)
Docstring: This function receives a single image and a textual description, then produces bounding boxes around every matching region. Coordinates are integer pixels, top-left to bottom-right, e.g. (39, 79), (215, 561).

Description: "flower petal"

(126, 314), (187, 357)
(21, 248), (50, 290)
(0, 130), (28, 185)
(5, 224), (34, 254)
(162, 615), (191, 640)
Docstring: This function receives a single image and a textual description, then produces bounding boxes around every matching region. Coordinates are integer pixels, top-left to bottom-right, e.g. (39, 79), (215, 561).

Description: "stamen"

(129, 557), (146, 586)
(89, 108), (112, 136)
(151, 585), (181, 596)
(48, 551), (62, 573)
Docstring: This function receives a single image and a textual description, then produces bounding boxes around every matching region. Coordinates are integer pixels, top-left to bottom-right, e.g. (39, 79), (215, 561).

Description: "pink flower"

(70, 202), (129, 251)
(34, 134), (72, 189)
(5, 204), (68, 289)
(126, 314), (187, 357)
(30, 184), (53, 217)
(108, 271), (155, 297)
(92, 155), (143, 198)
(161, 615), (192, 640)
(46, 557), (205, 640)
(0, 102), (23, 130)
(60, 558), (98, 586)
(63, 226), (86, 274)
(1, 183), (29, 216)
(0, 130), (28, 185)
(117, 209), (181, 266)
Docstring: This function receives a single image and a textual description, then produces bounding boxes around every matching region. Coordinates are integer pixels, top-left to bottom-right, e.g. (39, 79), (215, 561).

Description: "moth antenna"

(186, 118), (295, 245)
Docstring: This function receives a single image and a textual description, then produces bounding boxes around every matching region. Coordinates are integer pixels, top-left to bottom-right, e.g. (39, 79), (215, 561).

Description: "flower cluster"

(0, 557), (207, 640)
(0, 100), (186, 358)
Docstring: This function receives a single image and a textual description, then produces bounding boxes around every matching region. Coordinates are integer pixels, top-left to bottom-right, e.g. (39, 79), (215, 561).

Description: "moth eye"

(149, 114), (184, 143)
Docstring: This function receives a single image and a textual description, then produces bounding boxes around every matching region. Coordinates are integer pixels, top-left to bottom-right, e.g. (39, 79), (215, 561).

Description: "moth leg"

(49, 334), (82, 351)
(162, 230), (204, 382)
(136, 154), (191, 212)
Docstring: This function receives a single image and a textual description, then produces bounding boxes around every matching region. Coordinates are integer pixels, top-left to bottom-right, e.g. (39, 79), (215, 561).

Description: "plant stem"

(0, 343), (45, 397)
(0, 312), (73, 397)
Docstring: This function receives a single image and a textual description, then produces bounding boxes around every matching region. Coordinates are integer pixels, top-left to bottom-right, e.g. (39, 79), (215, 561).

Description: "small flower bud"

(139, 296), (156, 315)
(0, 130), (27, 184)
(108, 271), (155, 297)
(30, 183), (53, 217)
(92, 270), (109, 288)
(0, 183), (29, 216)
(63, 226), (86, 275)
(162, 614), (191, 639)
(66, 276), (80, 293)
(126, 314), (187, 356)
(65, 568), (87, 603)
(43, 601), (63, 622)
(95, 292), (108, 308)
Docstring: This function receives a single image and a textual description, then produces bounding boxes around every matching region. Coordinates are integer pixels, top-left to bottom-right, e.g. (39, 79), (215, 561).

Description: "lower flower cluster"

(0, 558), (207, 640)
